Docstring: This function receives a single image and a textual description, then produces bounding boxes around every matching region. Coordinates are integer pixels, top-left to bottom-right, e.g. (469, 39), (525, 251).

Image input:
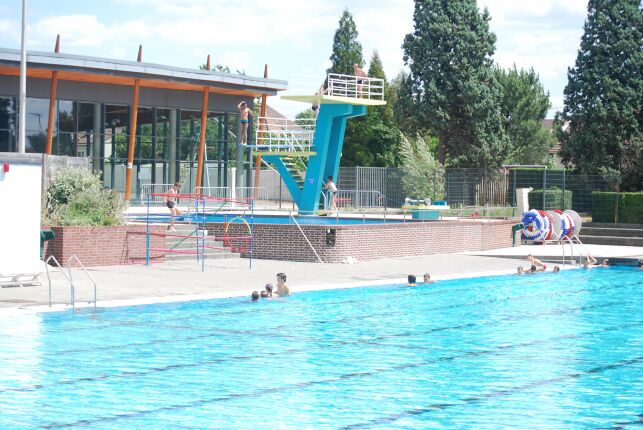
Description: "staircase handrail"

(289, 215), (323, 263)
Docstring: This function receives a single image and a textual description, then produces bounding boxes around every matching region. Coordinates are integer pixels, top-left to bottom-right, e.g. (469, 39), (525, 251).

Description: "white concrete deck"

(1, 244), (640, 312)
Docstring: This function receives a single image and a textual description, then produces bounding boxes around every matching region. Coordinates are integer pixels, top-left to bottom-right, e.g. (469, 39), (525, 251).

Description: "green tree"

(402, 0), (507, 167)
(495, 65), (554, 165)
(399, 133), (444, 200)
(327, 8), (364, 75)
(341, 51), (402, 167)
(556, 0), (643, 190)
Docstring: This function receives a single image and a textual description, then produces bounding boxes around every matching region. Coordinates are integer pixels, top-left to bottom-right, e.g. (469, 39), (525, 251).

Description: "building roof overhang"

(0, 47), (287, 97)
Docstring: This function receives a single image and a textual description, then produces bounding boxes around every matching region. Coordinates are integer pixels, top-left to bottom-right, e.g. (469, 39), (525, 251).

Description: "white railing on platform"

(254, 117), (316, 152)
(141, 183), (173, 205)
(326, 73), (385, 101)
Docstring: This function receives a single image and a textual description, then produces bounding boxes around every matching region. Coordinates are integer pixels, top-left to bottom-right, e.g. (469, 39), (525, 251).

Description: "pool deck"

(1, 243), (641, 312)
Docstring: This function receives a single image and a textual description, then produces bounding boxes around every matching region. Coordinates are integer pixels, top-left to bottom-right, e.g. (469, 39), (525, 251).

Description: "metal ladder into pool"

(45, 255), (97, 310)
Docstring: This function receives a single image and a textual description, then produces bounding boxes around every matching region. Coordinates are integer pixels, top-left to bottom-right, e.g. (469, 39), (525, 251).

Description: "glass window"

(55, 100), (75, 156)
(25, 98), (49, 153)
(0, 97), (16, 152)
(105, 105), (129, 160)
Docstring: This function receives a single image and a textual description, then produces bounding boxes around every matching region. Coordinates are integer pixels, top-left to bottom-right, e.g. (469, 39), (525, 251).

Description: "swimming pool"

(0, 267), (641, 429)
(139, 213), (404, 225)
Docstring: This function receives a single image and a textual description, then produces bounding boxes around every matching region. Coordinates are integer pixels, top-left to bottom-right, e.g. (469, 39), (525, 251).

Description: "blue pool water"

(0, 267), (641, 429)
(149, 213), (403, 225)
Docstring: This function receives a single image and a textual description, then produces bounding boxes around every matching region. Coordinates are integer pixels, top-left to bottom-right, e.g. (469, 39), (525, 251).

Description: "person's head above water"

(251, 291), (259, 301)
(277, 273), (287, 283)
(553, 266), (561, 272)
(517, 266), (524, 274)
(265, 284), (273, 294)
(408, 274), (416, 285)
(423, 273), (431, 282)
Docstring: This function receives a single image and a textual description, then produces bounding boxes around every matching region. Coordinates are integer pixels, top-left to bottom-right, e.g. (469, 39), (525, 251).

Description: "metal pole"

(18, 0), (28, 153)
(146, 193), (150, 266)
(542, 168), (547, 210)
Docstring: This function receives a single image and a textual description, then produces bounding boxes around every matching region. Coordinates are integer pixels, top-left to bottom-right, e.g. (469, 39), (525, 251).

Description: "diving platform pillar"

(299, 104), (365, 214)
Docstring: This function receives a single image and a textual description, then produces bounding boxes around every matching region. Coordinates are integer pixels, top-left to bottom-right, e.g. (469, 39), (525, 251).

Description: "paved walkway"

(1, 244), (641, 311)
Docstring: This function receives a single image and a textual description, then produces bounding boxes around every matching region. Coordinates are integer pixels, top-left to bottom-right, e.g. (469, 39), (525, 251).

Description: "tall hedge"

(528, 188), (573, 210)
(592, 192), (643, 224)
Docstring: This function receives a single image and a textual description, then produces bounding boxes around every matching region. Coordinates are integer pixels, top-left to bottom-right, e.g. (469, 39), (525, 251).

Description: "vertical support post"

(151, 107), (157, 184)
(223, 112), (229, 188)
(561, 169), (566, 209)
(124, 45), (143, 203)
(253, 64), (268, 197)
(146, 193), (150, 266)
(18, 0), (27, 154)
(168, 108), (177, 183)
(195, 55), (211, 194)
(92, 102), (101, 173)
(542, 168), (547, 210)
(45, 34), (60, 155)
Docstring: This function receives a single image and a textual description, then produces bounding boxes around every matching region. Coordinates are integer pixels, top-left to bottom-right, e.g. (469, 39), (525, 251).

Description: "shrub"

(45, 167), (124, 226)
(592, 192), (643, 224)
(399, 133), (445, 201)
(528, 187), (573, 210)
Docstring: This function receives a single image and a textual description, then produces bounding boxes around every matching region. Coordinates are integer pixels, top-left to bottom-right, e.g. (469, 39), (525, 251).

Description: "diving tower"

(250, 73), (386, 215)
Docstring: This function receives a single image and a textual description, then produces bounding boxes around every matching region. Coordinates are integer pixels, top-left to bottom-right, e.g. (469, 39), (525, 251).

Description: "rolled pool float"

(552, 209), (571, 238)
(546, 210), (563, 241)
(537, 210), (553, 241)
(521, 209), (545, 241)
(564, 210), (582, 238)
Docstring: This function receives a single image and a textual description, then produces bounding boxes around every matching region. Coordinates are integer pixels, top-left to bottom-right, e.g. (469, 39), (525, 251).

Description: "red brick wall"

(42, 225), (166, 267)
(207, 220), (514, 263)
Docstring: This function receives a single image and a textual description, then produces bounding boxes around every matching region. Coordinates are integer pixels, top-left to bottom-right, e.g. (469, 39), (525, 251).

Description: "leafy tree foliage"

(399, 133), (444, 200)
(327, 8), (364, 75)
(556, 0), (643, 190)
(495, 65), (554, 165)
(402, 0), (507, 168)
(341, 51), (402, 167)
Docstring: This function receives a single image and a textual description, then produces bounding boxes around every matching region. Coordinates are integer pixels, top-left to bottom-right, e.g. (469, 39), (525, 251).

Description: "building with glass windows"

(0, 47), (286, 201)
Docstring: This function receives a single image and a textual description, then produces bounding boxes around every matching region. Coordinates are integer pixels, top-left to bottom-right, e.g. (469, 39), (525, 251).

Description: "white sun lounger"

(0, 273), (42, 288)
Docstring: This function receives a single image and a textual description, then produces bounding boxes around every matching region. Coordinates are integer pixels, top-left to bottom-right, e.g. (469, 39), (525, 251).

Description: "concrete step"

(580, 227), (643, 238)
(578, 235), (643, 247)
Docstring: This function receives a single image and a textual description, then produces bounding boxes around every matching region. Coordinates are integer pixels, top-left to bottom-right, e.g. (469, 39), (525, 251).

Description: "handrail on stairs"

(289, 214), (323, 264)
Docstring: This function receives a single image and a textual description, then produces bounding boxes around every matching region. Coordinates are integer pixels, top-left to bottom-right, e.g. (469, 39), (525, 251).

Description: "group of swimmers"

(407, 273), (435, 286)
(251, 272), (290, 301)
(517, 254), (610, 274)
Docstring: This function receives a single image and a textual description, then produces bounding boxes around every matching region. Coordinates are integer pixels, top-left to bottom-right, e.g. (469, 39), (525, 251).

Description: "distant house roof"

(0, 47), (287, 96)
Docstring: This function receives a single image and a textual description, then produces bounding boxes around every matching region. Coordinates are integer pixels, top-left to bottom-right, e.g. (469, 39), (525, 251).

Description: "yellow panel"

(281, 94), (386, 106)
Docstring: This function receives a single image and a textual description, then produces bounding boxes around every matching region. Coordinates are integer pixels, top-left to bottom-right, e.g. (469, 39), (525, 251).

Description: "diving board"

(258, 73), (387, 215)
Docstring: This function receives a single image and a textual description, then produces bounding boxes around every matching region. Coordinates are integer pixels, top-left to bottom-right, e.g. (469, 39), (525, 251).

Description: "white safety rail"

(330, 190), (385, 210)
(254, 117), (316, 153)
(141, 183), (173, 205)
(326, 73), (385, 100)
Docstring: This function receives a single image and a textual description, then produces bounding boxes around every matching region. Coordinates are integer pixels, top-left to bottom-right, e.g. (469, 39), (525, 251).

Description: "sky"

(0, 0), (589, 118)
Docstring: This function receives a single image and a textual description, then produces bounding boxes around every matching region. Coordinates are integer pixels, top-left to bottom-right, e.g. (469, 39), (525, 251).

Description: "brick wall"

(42, 225), (166, 267)
(207, 220), (514, 263)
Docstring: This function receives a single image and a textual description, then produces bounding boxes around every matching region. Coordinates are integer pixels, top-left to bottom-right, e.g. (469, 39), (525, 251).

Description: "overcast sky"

(0, 0), (589, 118)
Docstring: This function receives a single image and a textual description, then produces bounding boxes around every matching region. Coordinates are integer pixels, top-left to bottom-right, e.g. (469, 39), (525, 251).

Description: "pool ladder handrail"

(67, 255), (97, 310)
(45, 255), (74, 308)
(289, 214), (324, 263)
